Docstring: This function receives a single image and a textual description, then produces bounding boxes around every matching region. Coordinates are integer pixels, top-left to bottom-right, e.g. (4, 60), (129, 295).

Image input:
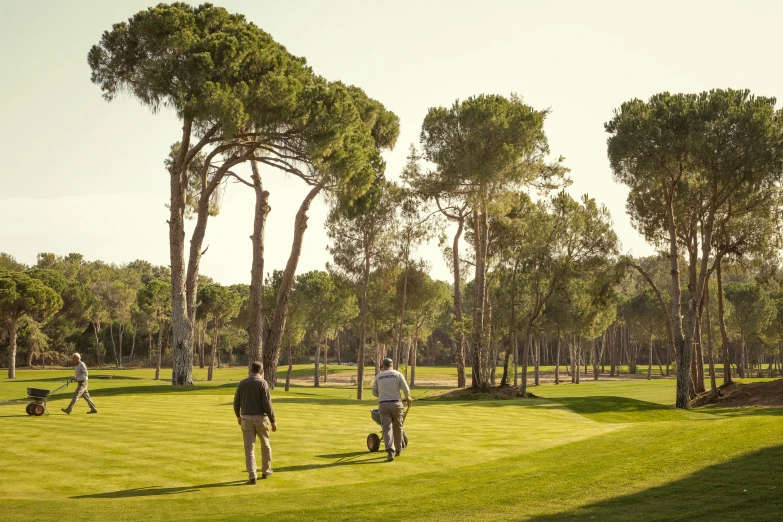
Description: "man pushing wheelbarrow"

(371, 358), (412, 462)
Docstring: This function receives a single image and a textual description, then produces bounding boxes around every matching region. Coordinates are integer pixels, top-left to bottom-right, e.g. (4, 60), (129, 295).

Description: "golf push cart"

(366, 402), (410, 453)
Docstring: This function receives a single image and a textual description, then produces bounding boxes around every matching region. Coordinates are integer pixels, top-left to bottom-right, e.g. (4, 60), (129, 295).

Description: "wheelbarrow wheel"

(367, 433), (381, 453)
(33, 404), (45, 416)
(26, 403), (35, 415)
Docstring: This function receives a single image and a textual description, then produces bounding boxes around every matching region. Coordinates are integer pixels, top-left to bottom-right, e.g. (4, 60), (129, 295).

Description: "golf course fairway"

(1, 367), (781, 521)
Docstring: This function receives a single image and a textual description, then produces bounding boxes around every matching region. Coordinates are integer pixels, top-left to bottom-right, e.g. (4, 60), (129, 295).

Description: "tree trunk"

(555, 333), (561, 385)
(170, 119), (195, 386)
(583, 339), (588, 376)
(569, 334), (576, 383)
(323, 338), (328, 383)
(247, 160), (271, 369)
(314, 333), (321, 388)
(482, 278), (492, 384)
(336, 331), (342, 366)
(411, 338), (418, 387)
(148, 335), (153, 369)
(534, 333), (541, 386)
(513, 333), (519, 387)
(520, 332), (531, 394)
(118, 322), (124, 368)
(648, 334), (653, 380)
(198, 321), (205, 368)
(7, 316), (18, 378)
(356, 245), (370, 400)
(208, 322), (219, 381)
(285, 343), (292, 392)
(662, 187), (689, 407)
(609, 324), (616, 377)
(693, 289), (706, 393)
(470, 207), (488, 390)
(705, 278), (718, 399)
(155, 323), (164, 380)
(227, 334), (233, 368)
(452, 215), (466, 388)
(25, 341), (34, 368)
(373, 322), (381, 375)
(92, 321), (103, 366)
(108, 321), (118, 368)
(130, 327), (137, 365)
(263, 183), (324, 388)
(502, 260), (519, 389)
(501, 348), (511, 386)
(394, 259), (410, 371)
(738, 337), (746, 378)
(594, 332), (606, 381)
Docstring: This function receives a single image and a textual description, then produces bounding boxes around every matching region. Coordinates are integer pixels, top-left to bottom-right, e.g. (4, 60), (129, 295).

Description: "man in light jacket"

(61, 353), (98, 414)
(372, 358), (412, 462)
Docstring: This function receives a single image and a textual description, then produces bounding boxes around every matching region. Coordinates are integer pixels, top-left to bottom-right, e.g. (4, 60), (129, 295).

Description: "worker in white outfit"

(61, 353), (98, 414)
(372, 357), (412, 462)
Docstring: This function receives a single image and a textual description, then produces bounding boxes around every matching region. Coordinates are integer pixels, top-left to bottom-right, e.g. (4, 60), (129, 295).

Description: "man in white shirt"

(61, 353), (98, 414)
(372, 358), (412, 462)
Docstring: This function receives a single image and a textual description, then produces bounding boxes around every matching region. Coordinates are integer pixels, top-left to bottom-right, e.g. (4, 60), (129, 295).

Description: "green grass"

(1, 367), (782, 521)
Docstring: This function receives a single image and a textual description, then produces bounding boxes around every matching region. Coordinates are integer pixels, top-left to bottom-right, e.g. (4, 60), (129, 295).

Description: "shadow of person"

(71, 480), (246, 499)
(315, 451), (368, 460)
(274, 453), (387, 473)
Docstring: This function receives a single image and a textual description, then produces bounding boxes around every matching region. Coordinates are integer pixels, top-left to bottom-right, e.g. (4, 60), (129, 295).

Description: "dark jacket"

(233, 374), (275, 423)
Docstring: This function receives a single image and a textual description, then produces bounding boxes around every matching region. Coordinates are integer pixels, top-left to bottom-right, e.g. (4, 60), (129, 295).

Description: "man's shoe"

(87, 410), (98, 414)
(395, 450), (401, 457)
(386, 452), (394, 462)
(247, 477), (257, 485)
(61, 408), (71, 415)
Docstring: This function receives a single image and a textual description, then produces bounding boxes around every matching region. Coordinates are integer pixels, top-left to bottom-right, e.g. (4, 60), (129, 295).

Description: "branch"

(226, 171), (254, 188)
(624, 258), (676, 355)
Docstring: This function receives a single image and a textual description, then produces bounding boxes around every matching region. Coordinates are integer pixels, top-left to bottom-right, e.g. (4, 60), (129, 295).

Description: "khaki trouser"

(379, 401), (404, 454)
(242, 415), (272, 479)
(64, 381), (97, 412)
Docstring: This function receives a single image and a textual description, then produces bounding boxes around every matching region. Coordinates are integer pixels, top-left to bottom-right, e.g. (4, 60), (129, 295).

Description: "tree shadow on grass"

(703, 406), (783, 419)
(527, 444), (783, 521)
(7, 375), (143, 383)
(78, 382), (239, 397)
(544, 396), (715, 423)
(71, 480), (246, 499)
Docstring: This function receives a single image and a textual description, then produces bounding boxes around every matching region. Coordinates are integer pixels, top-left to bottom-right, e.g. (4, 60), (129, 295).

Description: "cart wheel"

(33, 404), (45, 416)
(367, 433), (381, 453)
(401, 431), (408, 449)
(26, 403), (35, 415)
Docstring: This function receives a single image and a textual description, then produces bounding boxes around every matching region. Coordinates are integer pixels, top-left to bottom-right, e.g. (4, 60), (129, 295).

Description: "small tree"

(419, 94), (566, 389)
(724, 282), (777, 378)
(138, 279), (172, 380)
(294, 271), (358, 387)
(0, 271), (62, 378)
(197, 284), (241, 381)
(327, 180), (397, 397)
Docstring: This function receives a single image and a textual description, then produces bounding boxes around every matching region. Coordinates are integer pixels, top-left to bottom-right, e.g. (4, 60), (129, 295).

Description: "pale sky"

(2, 0), (782, 285)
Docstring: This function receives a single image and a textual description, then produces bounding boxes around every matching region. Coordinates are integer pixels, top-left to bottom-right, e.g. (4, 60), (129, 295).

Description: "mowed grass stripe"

(3, 411), (780, 521)
(1, 392), (618, 502)
(3, 369), (782, 521)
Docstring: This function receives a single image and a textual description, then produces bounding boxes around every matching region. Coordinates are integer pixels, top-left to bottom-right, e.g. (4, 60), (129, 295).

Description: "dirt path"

(692, 379), (783, 408)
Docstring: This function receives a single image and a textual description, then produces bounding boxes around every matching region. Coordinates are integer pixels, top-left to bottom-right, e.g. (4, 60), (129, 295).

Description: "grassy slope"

(1, 368), (781, 521)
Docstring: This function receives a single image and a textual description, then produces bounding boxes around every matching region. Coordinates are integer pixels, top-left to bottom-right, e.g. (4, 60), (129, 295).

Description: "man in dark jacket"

(234, 361), (277, 484)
